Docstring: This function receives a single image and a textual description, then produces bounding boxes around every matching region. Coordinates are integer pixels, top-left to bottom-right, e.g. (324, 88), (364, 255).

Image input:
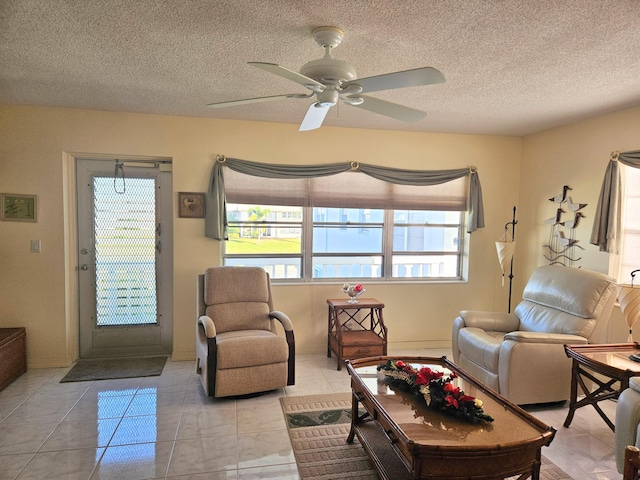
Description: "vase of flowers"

(342, 283), (365, 304)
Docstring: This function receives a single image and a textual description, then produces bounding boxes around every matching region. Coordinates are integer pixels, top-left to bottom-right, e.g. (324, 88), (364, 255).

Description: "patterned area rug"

(60, 356), (167, 382)
(281, 392), (573, 480)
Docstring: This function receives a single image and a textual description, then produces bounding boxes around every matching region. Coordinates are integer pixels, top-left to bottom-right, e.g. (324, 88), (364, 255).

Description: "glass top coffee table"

(563, 343), (640, 431)
(346, 356), (556, 480)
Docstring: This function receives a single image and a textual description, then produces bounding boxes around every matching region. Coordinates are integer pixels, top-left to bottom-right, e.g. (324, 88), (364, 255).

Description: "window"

(618, 165), (640, 283)
(220, 165), (472, 281)
(224, 204), (464, 280)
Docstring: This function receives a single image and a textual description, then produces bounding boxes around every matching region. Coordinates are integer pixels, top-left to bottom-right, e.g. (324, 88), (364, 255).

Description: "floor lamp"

(496, 206), (517, 313)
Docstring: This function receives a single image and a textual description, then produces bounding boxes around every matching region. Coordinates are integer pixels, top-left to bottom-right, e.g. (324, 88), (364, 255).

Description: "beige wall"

(2, 103), (636, 367)
(517, 105), (640, 342)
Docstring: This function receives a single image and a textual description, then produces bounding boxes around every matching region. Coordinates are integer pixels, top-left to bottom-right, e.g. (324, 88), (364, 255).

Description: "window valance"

(590, 150), (640, 254)
(205, 156), (485, 240)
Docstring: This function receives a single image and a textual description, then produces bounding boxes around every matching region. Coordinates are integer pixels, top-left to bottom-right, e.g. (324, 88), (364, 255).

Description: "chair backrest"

(514, 265), (616, 342)
(200, 267), (274, 334)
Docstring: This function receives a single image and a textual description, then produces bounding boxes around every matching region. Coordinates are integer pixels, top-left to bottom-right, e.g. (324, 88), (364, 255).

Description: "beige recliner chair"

(452, 265), (616, 405)
(196, 266), (295, 397)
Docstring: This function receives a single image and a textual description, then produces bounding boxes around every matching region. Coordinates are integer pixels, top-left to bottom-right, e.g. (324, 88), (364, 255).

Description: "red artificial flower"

(443, 382), (455, 393)
(452, 387), (461, 398)
(460, 394), (475, 403)
(354, 283), (364, 292)
(445, 395), (459, 409)
(395, 360), (405, 368)
(418, 367), (443, 383)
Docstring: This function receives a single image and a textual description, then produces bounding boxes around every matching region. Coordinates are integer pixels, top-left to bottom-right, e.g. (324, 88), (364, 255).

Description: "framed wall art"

(178, 192), (206, 218)
(1, 193), (37, 222)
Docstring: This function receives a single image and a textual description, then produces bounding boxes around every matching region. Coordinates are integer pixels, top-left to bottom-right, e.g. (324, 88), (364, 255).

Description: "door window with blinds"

(223, 169), (467, 280)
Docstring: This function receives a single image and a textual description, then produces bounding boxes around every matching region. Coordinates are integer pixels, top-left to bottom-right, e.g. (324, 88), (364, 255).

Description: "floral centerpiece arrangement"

(377, 359), (494, 424)
(342, 283), (365, 303)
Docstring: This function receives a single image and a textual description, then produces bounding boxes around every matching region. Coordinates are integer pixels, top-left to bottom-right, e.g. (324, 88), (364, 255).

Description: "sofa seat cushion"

(457, 327), (504, 373)
(216, 330), (288, 369)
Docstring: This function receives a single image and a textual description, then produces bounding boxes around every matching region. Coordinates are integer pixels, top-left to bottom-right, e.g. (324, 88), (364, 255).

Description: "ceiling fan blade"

(248, 62), (325, 91)
(350, 95), (427, 122)
(299, 103), (330, 131)
(207, 92), (312, 108)
(345, 67), (445, 94)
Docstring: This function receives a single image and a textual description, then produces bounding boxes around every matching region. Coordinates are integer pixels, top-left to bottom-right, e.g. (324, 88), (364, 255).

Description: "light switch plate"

(31, 239), (41, 253)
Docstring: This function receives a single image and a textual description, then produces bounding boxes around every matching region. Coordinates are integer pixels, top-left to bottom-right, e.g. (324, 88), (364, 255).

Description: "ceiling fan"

(207, 26), (445, 131)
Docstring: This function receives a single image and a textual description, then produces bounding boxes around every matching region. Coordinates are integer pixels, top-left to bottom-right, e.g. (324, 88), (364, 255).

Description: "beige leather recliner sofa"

(452, 265), (616, 405)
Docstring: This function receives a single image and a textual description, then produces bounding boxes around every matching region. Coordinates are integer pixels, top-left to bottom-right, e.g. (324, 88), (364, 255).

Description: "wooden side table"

(327, 298), (387, 371)
(563, 343), (640, 431)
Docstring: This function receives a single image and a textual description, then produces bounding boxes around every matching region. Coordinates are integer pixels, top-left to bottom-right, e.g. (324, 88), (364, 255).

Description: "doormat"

(60, 356), (167, 383)
(280, 393), (573, 480)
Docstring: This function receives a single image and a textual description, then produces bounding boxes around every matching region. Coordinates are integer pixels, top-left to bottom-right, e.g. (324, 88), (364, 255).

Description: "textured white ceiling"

(2, 0), (640, 135)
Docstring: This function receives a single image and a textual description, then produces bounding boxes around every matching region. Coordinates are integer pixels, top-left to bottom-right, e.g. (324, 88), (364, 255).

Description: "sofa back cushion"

(203, 267), (272, 333)
(516, 265), (616, 338)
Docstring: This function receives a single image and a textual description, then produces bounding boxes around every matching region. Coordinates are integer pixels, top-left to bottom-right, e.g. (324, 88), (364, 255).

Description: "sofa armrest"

(198, 315), (217, 338)
(503, 331), (588, 345)
(270, 311), (294, 332)
(459, 310), (520, 332)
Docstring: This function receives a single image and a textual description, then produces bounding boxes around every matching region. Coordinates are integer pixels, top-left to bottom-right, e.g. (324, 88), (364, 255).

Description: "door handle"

(80, 264), (89, 271)
(80, 248), (91, 255)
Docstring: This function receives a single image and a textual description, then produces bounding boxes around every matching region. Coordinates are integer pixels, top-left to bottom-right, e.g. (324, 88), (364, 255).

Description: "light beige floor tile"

(0, 453), (33, 480)
(91, 441), (173, 480)
(63, 394), (134, 422)
(167, 436), (237, 477)
(237, 430), (295, 469)
(236, 403), (286, 434)
(0, 422), (59, 455)
(17, 448), (104, 480)
(40, 418), (120, 451)
(237, 462), (300, 479)
(177, 407), (237, 439)
(110, 413), (182, 445)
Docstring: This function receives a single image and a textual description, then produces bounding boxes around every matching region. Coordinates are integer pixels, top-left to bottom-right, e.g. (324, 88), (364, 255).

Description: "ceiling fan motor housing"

(299, 57), (357, 85)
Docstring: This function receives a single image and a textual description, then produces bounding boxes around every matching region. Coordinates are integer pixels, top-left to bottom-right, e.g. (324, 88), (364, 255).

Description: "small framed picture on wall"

(178, 192), (206, 218)
(1, 193), (38, 222)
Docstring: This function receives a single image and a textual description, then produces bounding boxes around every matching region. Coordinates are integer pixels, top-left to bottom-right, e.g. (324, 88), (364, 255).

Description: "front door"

(76, 158), (173, 358)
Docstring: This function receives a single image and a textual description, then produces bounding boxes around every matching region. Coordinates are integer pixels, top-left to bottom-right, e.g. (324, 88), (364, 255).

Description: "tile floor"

(0, 348), (621, 479)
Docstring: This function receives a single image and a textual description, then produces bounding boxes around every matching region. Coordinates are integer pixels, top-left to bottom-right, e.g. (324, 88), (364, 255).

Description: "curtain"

(590, 150), (640, 254)
(205, 156), (485, 240)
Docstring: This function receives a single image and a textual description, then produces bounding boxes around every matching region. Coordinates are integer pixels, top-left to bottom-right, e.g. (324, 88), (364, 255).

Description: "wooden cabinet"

(327, 298), (387, 371)
(0, 328), (26, 391)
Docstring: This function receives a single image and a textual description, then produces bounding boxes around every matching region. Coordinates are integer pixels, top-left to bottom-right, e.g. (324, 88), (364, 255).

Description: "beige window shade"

(225, 169), (467, 211)
(225, 169), (310, 206)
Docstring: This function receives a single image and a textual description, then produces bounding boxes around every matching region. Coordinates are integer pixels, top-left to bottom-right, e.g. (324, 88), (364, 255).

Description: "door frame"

(63, 152), (173, 361)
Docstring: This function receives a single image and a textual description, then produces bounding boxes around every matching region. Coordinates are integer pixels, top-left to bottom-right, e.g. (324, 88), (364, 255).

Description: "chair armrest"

(504, 331), (589, 345)
(270, 311), (294, 332)
(459, 310), (520, 332)
(503, 331), (588, 344)
(198, 315), (217, 338)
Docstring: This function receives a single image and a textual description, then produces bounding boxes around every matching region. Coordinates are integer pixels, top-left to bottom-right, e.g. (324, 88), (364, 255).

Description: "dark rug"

(60, 356), (167, 383)
(281, 393), (573, 480)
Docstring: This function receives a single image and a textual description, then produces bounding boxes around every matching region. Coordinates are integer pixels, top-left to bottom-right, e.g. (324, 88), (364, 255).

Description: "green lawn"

(225, 235), (301, 254)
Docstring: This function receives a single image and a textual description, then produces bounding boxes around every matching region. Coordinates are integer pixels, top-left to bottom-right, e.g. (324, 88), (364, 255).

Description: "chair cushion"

(216, 330), (288, 369)
(204, 267), (270, 305)
(522, 265), (614, 319)
(457, 327), (504, 374)
(203, 267), (272, 333)
(206, 302), (271, 333)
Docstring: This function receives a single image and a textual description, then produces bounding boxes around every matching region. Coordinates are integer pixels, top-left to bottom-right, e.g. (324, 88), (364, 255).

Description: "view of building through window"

(224, 203), (463, 280)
